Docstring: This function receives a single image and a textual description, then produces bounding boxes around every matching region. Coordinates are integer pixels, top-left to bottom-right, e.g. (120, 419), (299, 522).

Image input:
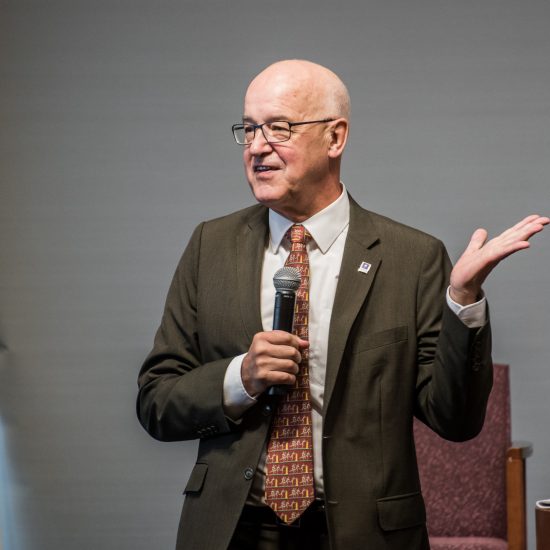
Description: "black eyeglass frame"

(231, 118), (335, 145)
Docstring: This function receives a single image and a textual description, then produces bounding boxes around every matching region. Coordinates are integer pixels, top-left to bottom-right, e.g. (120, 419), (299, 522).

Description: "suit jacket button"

(262, 404), (272, 416)
(244, 467), (254, 480)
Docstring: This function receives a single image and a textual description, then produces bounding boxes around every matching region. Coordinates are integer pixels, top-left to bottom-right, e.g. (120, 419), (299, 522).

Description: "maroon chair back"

(414, 363), (510, 539)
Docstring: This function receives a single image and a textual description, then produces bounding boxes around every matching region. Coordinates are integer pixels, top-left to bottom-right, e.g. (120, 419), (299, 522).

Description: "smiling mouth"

(254, 165), (277, 173)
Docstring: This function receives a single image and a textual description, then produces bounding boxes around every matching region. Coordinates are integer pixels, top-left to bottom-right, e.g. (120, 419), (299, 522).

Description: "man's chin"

(249, 180), (286, 206)
(253, 193), (283, 209)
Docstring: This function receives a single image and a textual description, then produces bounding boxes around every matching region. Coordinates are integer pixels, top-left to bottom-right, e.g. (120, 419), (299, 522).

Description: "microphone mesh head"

(273, 267), (301, 291)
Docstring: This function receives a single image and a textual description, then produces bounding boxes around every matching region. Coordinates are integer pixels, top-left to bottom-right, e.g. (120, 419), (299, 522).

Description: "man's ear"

(327, 118), (349, 159)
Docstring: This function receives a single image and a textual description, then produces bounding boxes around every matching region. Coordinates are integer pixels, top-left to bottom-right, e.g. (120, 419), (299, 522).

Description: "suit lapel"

(236, 206), (269, 341)
(323, 199), (381, 415)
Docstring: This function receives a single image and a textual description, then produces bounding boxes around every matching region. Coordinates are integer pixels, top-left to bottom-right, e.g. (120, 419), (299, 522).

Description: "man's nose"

(248, 127), (272, 155)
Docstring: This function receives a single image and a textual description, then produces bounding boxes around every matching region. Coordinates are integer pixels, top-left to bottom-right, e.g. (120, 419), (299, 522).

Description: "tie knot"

(287, 224), (311, 245)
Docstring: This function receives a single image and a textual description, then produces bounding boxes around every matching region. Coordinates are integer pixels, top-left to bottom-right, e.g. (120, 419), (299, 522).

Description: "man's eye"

(243, 125), (255, 134)
(270, 123), (286, 132)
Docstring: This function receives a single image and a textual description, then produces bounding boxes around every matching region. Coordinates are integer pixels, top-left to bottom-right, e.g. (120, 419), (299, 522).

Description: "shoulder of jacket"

(201, 203), (267, 230)
(351, 200), (444, 249)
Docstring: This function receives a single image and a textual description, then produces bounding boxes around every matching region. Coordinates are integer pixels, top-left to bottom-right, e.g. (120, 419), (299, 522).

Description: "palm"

(450, 215), (549, 305)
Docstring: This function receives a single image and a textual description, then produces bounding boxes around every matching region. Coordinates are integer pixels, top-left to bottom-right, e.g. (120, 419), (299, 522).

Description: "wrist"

(449, 286), (480, 306)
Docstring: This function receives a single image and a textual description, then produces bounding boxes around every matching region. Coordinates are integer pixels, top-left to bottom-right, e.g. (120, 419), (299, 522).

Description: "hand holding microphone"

(240, 267), (308, 398)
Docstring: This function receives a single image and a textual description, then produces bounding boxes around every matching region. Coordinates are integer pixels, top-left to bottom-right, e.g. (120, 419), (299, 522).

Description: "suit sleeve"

(414, 238), (493, 442)
(136, 223), (235, 442)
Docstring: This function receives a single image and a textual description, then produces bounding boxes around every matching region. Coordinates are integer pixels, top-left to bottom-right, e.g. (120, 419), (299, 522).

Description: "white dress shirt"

(223, 185), (486, 503)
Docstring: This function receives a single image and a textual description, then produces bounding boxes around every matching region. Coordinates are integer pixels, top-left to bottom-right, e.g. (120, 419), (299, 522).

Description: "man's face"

(242, 75), (332, 220)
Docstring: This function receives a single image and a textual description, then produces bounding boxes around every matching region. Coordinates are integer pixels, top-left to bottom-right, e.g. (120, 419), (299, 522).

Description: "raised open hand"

(450, 214), (549, 305)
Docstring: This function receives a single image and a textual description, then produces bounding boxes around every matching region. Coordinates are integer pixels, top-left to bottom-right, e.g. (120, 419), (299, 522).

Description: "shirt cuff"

(223, 353), (258, 420)
(446, 287), (487, 328)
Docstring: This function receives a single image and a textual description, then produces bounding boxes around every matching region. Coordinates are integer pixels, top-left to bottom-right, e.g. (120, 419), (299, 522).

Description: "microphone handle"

(268, 289), (296, 396)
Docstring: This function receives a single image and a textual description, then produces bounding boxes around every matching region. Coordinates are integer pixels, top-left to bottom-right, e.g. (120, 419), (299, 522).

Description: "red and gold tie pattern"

(265, 224), (315, 524)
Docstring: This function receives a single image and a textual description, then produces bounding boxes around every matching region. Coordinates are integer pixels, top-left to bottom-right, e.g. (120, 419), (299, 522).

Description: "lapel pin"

(358, 261), (371, 275)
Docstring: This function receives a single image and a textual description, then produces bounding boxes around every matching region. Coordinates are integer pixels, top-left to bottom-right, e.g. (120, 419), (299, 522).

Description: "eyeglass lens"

(235, 122), (291, 144)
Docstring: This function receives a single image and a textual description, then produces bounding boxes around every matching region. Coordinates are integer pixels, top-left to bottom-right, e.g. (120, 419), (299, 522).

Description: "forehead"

(243, 74), (317, 122)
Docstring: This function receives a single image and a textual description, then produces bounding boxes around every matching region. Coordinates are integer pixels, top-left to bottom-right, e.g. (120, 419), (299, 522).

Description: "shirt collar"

(268, 183), (350, 254)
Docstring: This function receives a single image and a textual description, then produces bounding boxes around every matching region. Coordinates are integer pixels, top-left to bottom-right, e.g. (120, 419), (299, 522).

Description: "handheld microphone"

(268, 267), (301, 397)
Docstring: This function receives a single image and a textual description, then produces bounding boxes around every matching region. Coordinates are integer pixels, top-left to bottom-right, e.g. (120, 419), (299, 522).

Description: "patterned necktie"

(265, 224), (315, 524)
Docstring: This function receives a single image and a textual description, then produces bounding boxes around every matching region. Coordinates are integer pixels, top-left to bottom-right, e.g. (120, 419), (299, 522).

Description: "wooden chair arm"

(506, 441), (532, 550)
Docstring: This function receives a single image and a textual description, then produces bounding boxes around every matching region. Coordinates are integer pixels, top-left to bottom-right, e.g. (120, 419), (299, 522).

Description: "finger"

(496, 241), (531, 260)
(512, 214), (550, 232)
(297, 337), (310, 349)
(502, 216), (549, 242)
(500, 215), (548, 241)
(526, 216), (550, 232)
(261, 357), (300, 374)
(267, 330), (306, 348)
(266, 370), (297, 386)
(244, 360), (298, 393)
(530, 215), (549, 225)
(465, 228), (488, 252)
(264, 343), (303, 364)
(521, 219), (548, 240)
(511, 214), (542, 231)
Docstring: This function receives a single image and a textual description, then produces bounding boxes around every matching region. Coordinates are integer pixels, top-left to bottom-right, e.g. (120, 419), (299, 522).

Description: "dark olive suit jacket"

(137, 197), (492, 549)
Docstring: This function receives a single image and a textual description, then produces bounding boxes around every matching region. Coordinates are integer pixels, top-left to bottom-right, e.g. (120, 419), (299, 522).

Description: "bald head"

(246, 60), (350, 121)
(241, 60), (350, 221)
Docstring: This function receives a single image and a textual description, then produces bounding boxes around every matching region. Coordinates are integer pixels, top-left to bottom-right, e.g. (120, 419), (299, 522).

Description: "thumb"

(466, 228), (488, 252)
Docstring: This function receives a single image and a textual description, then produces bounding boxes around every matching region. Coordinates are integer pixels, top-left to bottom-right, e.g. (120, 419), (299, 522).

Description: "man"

(137, 60), (548, 549)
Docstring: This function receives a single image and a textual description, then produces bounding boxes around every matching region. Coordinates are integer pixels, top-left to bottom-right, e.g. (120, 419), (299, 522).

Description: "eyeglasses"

(232, 118), (335, 145)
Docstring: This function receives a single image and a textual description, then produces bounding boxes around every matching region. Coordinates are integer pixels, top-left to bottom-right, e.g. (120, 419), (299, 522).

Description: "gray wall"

(1, 1), (549, 548)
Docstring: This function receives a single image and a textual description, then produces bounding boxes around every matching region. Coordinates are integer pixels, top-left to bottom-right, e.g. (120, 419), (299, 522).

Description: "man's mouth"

(254, 165), (277, 173)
